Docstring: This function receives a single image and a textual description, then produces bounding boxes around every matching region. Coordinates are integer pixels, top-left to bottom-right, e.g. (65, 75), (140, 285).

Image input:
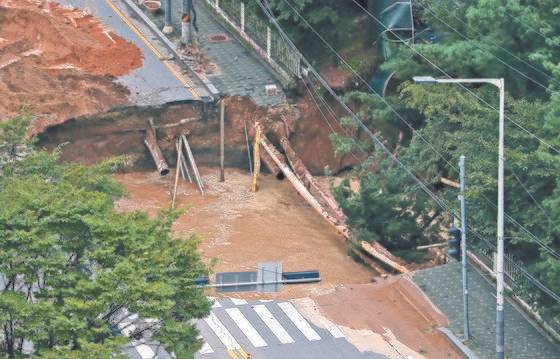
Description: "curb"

(438, 327), (479, 359)
(119, 0), (220, 99)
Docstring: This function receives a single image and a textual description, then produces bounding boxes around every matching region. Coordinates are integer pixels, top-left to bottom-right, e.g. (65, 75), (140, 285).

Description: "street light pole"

(496, 78), (505, 359)
(413, 76), (505, 358)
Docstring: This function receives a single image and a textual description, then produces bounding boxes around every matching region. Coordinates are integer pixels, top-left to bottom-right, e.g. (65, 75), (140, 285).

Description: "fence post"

(267, 26), (272, 60)
(241, 2), (245, 32)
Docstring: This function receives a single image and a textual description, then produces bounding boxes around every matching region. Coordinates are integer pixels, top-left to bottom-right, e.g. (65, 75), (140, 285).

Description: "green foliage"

(0, 116), (210, 357)
(331, 0), (560, 319)
(334, 156), (441, 250)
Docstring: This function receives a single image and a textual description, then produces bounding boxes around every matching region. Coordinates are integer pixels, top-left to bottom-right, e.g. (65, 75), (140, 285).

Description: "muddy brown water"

(114, 168), (374, 299)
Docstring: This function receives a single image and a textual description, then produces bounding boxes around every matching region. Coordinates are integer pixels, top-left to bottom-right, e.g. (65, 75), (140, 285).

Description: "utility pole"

(182, 0), (193, 45)
(219, 100), (225, 182)
(458, 155), (470, 341)
(163, 0), (173, 34)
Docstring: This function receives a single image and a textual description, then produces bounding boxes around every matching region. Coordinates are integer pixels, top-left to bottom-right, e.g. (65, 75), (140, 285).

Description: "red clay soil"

(290, 92), (364, 175)
(0, 0), (142, 131)
(313, 277), (463, 358)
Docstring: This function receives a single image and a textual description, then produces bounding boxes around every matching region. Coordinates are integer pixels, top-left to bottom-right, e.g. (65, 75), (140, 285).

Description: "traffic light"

(448, 227), (461, 261)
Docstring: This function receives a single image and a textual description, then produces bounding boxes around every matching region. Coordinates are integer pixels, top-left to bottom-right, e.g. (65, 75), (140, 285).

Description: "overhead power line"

(416, 0), (559, 90)
(348, 0), (560, 156)
(275, 0), (560, 260)
(256, 0), (560, 303)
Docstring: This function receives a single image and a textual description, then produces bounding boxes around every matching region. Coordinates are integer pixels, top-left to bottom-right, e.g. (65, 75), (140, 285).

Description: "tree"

(0, 115), (210, 358)
(328, 0), (560, 323)
(334, 156), (442, 252)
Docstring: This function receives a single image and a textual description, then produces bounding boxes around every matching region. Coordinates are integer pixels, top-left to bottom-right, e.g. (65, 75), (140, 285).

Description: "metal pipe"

(163, 0), (173, 34)
(144, 124), (169, 176)
(244, 121), (253, 175)
(459, 155), (470, 340)
(205, 277), (321, 288)
(219, 100), (225, 182)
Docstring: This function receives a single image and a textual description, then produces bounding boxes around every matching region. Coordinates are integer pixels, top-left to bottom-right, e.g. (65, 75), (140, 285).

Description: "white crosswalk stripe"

(253, 304), (295, 344)
(277, 302), (321, 341)
(208, 296), (222, 308)
(198, 342), (214, 354)
(204, 312), (241, 350)
(226, 308), (268, 347)
(197, 335), (214, 355)
(230, 298), (248, 305)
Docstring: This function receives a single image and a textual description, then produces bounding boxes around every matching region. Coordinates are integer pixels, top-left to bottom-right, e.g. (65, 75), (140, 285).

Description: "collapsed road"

(1, 1), (465, 358)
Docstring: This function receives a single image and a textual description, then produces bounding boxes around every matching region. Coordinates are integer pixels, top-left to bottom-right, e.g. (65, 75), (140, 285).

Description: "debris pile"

(0, 0), (143, 131)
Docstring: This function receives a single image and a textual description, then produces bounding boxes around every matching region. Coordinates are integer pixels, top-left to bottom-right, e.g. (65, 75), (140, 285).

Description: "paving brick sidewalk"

(146, 1), (286, 106)
(413, 261), (559, 358)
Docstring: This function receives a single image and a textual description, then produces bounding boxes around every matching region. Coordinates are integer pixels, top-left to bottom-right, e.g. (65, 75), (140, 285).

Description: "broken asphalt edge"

(119, 0), (220, 99)
(438, 327), (479, 359)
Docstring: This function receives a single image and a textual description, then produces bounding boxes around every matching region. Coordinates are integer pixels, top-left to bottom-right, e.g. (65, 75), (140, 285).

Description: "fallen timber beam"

(280, 137), (345, 222)
(261, 134), (408, 274)
(259, 136), (285, 179)
(260, 135), (349, 238)
(361, 241), (409, 273)
(144, 121), (169, 176)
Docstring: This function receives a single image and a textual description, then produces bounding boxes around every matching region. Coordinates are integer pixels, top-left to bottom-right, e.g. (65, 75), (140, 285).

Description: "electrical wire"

(417, 0), (559, 90)
(500, 6), (560, 48)
(256, 0), (560, 300)
(348, 0), (560, 156)
(276, 0), (462, 178)
(301, 79), (365, 163)
(277, 0), (560, 260)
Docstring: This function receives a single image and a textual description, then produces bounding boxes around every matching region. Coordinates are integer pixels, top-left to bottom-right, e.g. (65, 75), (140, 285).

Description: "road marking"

(135, 344), (156, 359)
(204, 312), (241, 350)
(104, 0), (200, 100)
(199, 342), (214, 354)
(225, 308), (267, 347)
(208, 296), (222, 308)
(277, 302), (321, 341)
(253, 304), (295, 344)
(230, 298), (248, 305)
(227, 349), (241, 359)
(326, 325), (345, 338)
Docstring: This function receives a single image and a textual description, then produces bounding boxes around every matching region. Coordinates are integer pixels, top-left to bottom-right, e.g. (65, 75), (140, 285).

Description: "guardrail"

(202, 0), (302, 86)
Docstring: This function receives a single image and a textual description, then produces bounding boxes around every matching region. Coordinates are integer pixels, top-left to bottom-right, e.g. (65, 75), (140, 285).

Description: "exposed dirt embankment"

(0, 0), (142, 132)
(37, 95), (361, 175)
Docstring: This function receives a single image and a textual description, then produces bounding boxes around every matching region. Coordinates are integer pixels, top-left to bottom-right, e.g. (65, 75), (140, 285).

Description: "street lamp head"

(412, 76), (437, 84)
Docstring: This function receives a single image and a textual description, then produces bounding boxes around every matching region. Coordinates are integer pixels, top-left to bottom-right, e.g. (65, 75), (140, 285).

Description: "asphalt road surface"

(193, 297), (387, 359)
(57, 0), (209, 105)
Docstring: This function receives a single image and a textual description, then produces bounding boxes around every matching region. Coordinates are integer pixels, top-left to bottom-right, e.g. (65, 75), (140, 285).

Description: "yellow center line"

(238, 348), (249, 358)
(104, 0), (200, 100)
(227, 349), (241, 359)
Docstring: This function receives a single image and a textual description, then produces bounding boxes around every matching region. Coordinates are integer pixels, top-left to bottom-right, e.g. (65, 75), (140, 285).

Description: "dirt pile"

(0, 0), (143, 132)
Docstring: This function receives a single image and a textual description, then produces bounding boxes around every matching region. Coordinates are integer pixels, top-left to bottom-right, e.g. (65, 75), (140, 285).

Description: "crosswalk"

(197, 298), (347, 357)
(116, 297), (354, 359)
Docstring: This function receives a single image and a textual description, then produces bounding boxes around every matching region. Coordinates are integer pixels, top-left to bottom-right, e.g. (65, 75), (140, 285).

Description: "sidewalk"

(146, 1), (286, 106)
(413, 261), (559, 359)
